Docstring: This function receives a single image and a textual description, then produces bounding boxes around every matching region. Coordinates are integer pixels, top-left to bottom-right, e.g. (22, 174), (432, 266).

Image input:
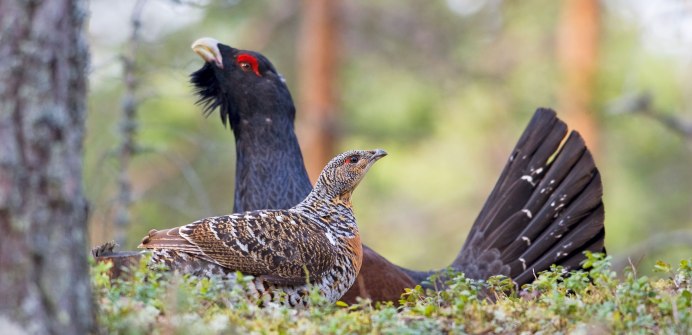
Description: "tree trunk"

(296, 0), (341, 183)
(0, 0), (94, 334)
(557, 0), (601, 154)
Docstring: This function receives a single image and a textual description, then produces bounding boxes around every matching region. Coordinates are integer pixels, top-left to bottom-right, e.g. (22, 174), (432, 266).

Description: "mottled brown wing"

(140, 209), (337, 285)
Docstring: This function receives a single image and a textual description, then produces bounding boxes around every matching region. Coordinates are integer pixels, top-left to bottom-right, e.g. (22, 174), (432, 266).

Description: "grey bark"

(0, 0), (94, 334)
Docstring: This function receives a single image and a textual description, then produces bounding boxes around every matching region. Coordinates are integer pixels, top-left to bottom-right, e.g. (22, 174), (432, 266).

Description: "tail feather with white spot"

(451, 108), (605, 286)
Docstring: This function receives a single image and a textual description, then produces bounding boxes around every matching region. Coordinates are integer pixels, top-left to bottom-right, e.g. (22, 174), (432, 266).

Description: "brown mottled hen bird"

(139, 149), (386, 306)
(188, 37), (605, 304)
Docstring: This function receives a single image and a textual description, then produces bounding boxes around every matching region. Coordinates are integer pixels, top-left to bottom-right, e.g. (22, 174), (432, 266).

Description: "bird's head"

(190, 37), (295, 131)
(314, 149), (388, 201)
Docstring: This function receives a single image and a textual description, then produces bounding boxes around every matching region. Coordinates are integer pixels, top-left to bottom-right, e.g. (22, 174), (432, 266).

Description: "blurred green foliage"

(86, 0), (692, 274)
(92, 253), (692, 333)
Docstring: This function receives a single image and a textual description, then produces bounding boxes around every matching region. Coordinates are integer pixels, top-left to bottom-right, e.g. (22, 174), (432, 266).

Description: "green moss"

(91, 253), (692, 334)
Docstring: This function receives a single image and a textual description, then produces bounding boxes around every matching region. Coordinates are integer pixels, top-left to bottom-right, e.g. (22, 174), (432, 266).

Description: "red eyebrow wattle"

(236, 53), (261, 76)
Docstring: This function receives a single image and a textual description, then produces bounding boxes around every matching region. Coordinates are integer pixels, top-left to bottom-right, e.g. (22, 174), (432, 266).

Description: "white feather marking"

(521, 236), (531, 246)
(275, 215), (284, 222)
(210, 225), (221, 240)
(244, 213), (254, 220)
(535, 167), (543, 174)
(521, 209), (533, 219)
(236, 240), (249, 253)
(519, 257), (527, 270)
(259, 212), (269, 218)
(520, 175), (536, 186)
(325, 232), (337, 246)
(179, 225), (193, 237)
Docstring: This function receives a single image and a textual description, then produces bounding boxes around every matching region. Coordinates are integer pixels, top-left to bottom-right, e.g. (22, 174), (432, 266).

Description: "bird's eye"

(346, 155), (359, 164)
(236, 53), (261, 76)
(239, 62), (252, 71)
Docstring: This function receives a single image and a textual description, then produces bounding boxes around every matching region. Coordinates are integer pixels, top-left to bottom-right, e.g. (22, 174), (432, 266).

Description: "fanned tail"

(452, 108), (605, 286)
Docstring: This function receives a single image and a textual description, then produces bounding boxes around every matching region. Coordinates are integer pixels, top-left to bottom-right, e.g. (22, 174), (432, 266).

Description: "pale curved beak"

(370, 149), (387, 161)
(192, 37), (224, 69)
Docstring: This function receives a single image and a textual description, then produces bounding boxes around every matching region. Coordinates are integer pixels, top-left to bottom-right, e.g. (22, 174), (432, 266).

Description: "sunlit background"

(86, 0), (692, 275)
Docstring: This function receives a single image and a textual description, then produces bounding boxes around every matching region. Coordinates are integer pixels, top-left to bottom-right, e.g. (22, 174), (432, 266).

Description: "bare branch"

(114, 0), (149, 246)
(608, 92), (692, 141)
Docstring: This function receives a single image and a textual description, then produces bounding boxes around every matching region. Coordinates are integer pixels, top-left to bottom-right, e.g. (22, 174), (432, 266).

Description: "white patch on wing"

(180, 223), (196, 237)
(210, 225), (221, 241)
(325, 232), (337, 246)
(246, 224), (255, 238)
(236, 240), (249, 253)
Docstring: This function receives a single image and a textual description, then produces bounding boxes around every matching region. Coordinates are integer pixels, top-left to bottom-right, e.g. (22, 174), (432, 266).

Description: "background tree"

(557, 0), (601, 153)
(0, 0), (94, 333)
(297, 0), (341, 182)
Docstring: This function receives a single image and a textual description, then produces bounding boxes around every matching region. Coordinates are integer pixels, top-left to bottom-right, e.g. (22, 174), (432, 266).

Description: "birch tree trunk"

(0, 0), (94, 333)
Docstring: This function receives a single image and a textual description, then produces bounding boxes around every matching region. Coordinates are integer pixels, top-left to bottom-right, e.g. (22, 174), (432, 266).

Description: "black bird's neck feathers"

(190, 60), (311, 213)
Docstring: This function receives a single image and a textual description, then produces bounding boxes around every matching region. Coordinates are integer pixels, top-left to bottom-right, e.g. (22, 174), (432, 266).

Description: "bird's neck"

(231, 111), (312, 213)
(294, 188), (357, 235)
